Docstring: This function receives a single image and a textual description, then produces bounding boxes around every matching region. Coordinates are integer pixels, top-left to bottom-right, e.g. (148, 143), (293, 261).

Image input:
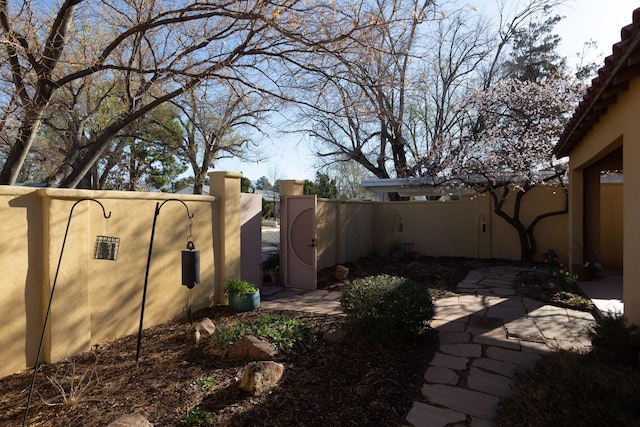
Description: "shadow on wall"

(8, 192), (43, 371)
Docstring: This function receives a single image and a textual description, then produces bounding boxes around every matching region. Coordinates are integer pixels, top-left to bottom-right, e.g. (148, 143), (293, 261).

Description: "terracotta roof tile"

(554, 8), (640, 157)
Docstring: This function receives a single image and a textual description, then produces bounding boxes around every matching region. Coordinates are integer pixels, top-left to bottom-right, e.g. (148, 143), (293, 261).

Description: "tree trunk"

(489, 186), (568, 262)
(0, 113), (44, 184)
(489, 188), (534, 262)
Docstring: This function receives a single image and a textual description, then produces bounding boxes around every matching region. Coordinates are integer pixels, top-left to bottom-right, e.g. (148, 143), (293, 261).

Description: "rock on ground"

(239, 361), (285, 395)
(107, 413), (153, 427)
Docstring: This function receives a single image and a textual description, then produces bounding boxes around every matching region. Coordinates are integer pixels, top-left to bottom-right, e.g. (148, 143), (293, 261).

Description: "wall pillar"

(279, 179), (305, 196)
(568, 166), (584, 267)
(209, 171), (242, 304)
(40, 194), (92, 363)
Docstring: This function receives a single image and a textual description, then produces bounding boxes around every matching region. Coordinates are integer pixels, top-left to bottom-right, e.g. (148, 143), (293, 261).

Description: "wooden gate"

(280, 195), (317, 289)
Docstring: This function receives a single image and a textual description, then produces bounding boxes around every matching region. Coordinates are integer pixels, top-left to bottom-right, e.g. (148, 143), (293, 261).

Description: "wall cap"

(34, 187), (215, 202)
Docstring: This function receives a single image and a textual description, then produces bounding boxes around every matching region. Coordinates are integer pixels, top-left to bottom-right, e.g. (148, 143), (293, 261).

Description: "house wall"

(0, 171), (242, 378)
(601, 183), (623, 268)
(567, 76), (640, 325)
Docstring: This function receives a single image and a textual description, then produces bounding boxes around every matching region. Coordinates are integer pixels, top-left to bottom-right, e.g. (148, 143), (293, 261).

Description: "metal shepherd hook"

(135, 199), (195, 367)
(23, 198), (112, 427)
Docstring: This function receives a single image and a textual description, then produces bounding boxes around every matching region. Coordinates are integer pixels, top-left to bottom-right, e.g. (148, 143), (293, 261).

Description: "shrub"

(495, 350), (640, 426)
(339, 274), (434, 343)
(587, 312), (640, 352)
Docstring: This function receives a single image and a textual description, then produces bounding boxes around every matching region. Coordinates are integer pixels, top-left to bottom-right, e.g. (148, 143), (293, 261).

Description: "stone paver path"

(405, 266), (595, 427)
(261, 287), (343, 316)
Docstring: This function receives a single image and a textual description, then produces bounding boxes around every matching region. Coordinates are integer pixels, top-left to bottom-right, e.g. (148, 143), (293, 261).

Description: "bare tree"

(298, 0), (437, 193)
(172, 83), (272, 194)
(321, 161), (372, 199)
(0, 0), (366, 186)
(294, 0), (564, 193)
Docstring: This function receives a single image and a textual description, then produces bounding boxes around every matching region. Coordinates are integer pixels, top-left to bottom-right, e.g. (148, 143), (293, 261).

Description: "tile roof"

(554, 8), (640, 158)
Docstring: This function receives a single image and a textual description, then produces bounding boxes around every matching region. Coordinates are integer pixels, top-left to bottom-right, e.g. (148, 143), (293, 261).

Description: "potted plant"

(269, 264), (280, 285)
(263, 252), (280, 285)
(571, 259), (601, 281)
(224, 277), (260, 312)
(587, 312), (640, 366)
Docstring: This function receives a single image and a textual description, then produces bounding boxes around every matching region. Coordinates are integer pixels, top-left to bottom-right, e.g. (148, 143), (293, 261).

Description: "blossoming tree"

(414, 76), (582, 261)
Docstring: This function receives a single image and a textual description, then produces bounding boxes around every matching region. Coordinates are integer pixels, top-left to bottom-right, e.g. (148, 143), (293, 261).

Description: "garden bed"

(0, 306), (435, 426)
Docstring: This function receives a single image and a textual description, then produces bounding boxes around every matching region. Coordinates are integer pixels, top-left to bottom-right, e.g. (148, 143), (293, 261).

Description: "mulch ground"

(0, 256), (591, 426)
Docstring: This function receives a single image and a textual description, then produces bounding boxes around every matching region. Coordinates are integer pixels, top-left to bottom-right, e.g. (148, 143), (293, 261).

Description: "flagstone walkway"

(405, 266), (595, 427)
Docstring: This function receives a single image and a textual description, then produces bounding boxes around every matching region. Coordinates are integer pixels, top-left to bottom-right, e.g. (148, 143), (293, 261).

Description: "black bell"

(181, 241), (200, 289)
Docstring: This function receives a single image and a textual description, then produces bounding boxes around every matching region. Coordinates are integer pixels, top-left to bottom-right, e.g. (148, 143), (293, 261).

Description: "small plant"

(587, 312), (640, 352)
(41, 352), (101, 407)
(224, 277), (258, 297)
(193, 377), (216, 389)
(209, 314), (316, 354)
(178, 406), (214, 425)
(340, 274), (434, 343)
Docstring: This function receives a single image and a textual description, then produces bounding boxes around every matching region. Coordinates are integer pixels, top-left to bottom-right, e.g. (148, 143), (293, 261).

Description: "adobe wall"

(0, 171), (242, 378)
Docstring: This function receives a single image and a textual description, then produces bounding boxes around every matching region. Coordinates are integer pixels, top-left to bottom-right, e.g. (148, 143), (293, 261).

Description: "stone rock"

(335, 265), (349, 280)
(107, 413), (153, 427)
(227, 335), (279, 360)
(405, 401), (466, 427)
(239, 361), (285, 395)
(193, 317), (216, 345)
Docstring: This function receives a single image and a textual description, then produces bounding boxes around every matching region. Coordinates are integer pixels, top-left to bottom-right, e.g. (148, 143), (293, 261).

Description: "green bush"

(495, 350), (640, 426)
(339, 274), (434, 342)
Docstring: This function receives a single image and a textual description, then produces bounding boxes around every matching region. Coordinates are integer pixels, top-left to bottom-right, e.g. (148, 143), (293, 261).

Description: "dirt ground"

(0, 256), (592, 426)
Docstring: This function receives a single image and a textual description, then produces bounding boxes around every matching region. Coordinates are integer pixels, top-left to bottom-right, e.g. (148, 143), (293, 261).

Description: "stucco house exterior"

(554, 8), (640, 325)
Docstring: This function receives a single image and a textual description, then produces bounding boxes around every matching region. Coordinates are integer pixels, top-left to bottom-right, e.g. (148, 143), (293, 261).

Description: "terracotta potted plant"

(571, 262), (597, 281)
(263, 252), (280, 285)
(587, 312), (640, 366)
(224, 277), (260, 312)
(269, 264), (280, 285)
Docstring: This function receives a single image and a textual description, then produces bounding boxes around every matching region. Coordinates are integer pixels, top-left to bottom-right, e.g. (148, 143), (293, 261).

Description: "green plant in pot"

(587, 312), (640, 366)
(263, 252), (280, 285)
(224, 277), (260, 312)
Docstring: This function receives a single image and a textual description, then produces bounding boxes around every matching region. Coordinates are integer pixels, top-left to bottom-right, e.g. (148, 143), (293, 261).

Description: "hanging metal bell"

(181, 241), (200, 289)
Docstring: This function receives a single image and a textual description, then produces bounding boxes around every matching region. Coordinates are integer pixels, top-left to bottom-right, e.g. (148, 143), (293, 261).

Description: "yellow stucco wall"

(0, 187), (43, 378)
(0, 176), (576, 378)
(0, 181), (245, 378)
(601, 183), (623, 268)
(317, 200), (373, 270)
(371, 187), (568, 263)
(315, 188), (569, 268)
(567, 76), (640, 325)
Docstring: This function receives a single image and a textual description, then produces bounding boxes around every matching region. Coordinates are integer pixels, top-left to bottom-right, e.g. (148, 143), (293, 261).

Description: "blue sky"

(214, 1), (638, 183)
